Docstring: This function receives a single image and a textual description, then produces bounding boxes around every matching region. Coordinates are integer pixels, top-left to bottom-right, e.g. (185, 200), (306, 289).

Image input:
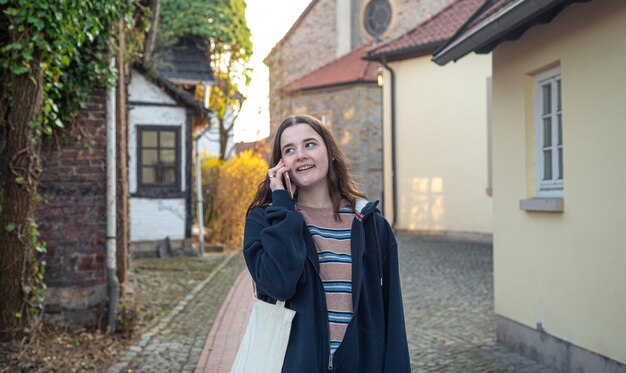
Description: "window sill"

(519, 197), (564, 213)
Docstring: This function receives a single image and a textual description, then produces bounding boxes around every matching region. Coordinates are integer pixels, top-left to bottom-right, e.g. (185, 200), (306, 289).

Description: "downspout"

(382, 56), (398, 230)
(194, 123), (212, 256)
(106, 57), (120, 331)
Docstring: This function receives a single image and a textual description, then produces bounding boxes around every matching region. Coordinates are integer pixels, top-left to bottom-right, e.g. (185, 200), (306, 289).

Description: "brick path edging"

(196, 269), (253, 373)
(108, 252), (238, 373)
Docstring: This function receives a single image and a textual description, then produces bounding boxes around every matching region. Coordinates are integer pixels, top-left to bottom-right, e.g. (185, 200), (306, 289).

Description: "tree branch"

(142, 0), (160, 68)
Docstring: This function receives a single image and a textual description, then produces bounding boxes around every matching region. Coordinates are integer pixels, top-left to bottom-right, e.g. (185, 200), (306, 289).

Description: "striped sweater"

(297, 203), (354, 357)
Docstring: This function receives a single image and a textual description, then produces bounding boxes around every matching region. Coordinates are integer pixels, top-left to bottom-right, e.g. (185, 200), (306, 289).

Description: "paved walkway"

(196, 270), (253, 372)
(108, 253), (246, 373)
(396, 234), (555, 372)
(109, 233), (558, 372)
(194, 233), (556, 373)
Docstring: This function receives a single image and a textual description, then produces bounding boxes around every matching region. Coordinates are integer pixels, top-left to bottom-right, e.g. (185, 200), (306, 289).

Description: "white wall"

(128, 70), (177, 105)
(130, 198), (186, 241)
(128, 105), (187, 193)
(128, 69), (188, 242)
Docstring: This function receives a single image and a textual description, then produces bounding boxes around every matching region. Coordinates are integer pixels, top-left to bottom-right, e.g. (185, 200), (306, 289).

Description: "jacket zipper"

(302, 209), (371, 372)
(301, 227), (333, 372)
(327, 215), (366, 371)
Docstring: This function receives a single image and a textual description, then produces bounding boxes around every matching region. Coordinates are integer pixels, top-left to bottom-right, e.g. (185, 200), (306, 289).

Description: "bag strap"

(252, 280), (286, 308)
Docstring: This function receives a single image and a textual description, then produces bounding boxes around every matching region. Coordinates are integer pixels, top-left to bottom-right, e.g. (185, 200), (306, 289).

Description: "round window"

(364, 0), (392, 38)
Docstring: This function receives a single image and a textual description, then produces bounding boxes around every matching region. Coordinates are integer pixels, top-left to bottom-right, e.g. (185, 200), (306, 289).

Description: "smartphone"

(284, 172), (293, 199)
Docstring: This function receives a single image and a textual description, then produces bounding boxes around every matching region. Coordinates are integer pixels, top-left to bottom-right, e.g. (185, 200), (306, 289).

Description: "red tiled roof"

(366, 0), (487, 61)
(282, 43), (380, 93)
(448, 0), (515, 46)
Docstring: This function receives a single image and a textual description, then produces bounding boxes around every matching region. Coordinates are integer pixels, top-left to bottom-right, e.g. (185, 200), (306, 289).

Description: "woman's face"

(279, 123), (330, 190)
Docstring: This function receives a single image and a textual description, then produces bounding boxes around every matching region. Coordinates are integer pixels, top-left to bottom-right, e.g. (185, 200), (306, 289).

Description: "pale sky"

(233, 0), (312, 143)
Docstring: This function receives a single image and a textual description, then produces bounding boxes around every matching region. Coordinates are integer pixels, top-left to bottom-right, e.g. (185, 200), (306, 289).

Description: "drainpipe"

(106, 57), (120, 331)
(194, 123), (212, 256)
(382, 56), (398, 230)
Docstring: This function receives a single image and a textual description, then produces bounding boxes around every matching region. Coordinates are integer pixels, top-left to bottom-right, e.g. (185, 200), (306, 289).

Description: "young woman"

(244, 115), (410, 372)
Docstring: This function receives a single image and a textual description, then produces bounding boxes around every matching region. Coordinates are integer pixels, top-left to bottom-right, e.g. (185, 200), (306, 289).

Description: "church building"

(265, 0), (454, 203)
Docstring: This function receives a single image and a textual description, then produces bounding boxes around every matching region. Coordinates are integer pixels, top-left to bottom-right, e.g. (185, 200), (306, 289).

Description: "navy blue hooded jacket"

(243, 190), (411, 372)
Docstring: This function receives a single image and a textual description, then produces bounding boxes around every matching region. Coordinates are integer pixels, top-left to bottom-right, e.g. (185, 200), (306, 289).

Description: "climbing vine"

(0, 0), (147, 339)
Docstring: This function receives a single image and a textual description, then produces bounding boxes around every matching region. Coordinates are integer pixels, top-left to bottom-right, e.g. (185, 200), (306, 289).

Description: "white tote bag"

(231, 292), (296, 373)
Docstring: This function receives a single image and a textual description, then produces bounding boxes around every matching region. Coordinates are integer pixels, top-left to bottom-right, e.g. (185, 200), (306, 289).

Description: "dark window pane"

(543, 118), (552, 147)
(160, 149), (176, 165)
(543, 84), (551, 115)
(142, 131), (157, 147)
(364, 0), (391, 38)
(142, 167), (156, 183)
(161, 131), (176, 148)
(163, 168), (176, 184)
(543, 150), (552, 180)
(142, 150), (158, 166)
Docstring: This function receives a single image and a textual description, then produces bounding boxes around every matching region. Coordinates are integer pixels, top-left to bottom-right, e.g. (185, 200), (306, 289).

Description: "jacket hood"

(354, 198), (379, 220)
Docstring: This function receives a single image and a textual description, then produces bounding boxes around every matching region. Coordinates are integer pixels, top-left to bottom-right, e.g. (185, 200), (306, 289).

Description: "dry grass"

(0, 253), (230, 372)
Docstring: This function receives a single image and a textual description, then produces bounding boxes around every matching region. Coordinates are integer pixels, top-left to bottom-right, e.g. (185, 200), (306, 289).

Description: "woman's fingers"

(268, 162), (290, 192)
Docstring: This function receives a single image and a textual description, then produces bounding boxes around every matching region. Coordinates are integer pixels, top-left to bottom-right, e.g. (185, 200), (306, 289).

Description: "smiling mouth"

(296, 165), (315, 172)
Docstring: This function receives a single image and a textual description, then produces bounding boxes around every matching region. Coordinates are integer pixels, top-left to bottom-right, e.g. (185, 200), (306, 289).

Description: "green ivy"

(22, 219), (47, 334)
(0, 0), (142, 135)
(0, 0), (146, 335)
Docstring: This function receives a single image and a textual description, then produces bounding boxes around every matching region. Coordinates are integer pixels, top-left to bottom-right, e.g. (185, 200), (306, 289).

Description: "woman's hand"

(267, 159), (296, 196)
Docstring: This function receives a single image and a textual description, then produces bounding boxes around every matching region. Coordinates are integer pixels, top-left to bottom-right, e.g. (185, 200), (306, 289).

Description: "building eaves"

(133, 63), (212, 116)
(433, 0), (584, 65)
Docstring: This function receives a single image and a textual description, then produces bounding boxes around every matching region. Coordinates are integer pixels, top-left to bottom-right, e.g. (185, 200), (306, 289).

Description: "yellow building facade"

(367, 0), (494, 237)
(433, 0), (626, 370)
(491, 1), (626, 366)
(381, 54), (493, 235)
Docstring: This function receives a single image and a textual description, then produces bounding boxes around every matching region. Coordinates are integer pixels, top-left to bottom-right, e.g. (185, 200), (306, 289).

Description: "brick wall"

(37, 89), (109, 326)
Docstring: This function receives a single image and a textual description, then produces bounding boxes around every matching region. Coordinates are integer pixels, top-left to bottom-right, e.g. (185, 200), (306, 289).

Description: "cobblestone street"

(398, 233), (555, 373)
(108, 253), (246, 373)
(106, 234), (558, 372)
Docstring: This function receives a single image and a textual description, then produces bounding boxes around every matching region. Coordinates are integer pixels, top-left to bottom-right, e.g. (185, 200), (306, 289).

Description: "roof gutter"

(363, 41), (442, 63)
(433, 0), (569, 65)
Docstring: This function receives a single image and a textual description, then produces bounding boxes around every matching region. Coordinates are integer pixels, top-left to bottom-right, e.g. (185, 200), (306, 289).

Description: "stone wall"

(267, 0), (455, 134)
(37, 89), (109, 326)
(266, 0), (338, 139)
(282, 84), (383, 203)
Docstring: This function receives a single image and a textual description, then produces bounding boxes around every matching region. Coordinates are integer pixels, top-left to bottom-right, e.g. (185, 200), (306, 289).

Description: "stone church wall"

(266, 0), (456, 206)
(267, 0), (455, 134)
(282, 85), (383, 203)
(266, 0), (337, 139)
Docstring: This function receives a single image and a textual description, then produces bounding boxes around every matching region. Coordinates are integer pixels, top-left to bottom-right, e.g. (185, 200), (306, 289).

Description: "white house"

(127, 67), (211, 256)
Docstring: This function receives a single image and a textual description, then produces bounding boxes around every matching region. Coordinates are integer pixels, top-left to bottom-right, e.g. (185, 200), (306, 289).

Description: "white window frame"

(534, 67), (563, 197)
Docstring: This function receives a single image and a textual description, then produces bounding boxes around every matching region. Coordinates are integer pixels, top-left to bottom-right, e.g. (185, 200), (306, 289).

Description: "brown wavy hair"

(247, 114), (367, 219)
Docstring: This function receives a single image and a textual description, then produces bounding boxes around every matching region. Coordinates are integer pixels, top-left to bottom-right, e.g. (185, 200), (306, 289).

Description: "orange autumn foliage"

(201, 150), (268, 247)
